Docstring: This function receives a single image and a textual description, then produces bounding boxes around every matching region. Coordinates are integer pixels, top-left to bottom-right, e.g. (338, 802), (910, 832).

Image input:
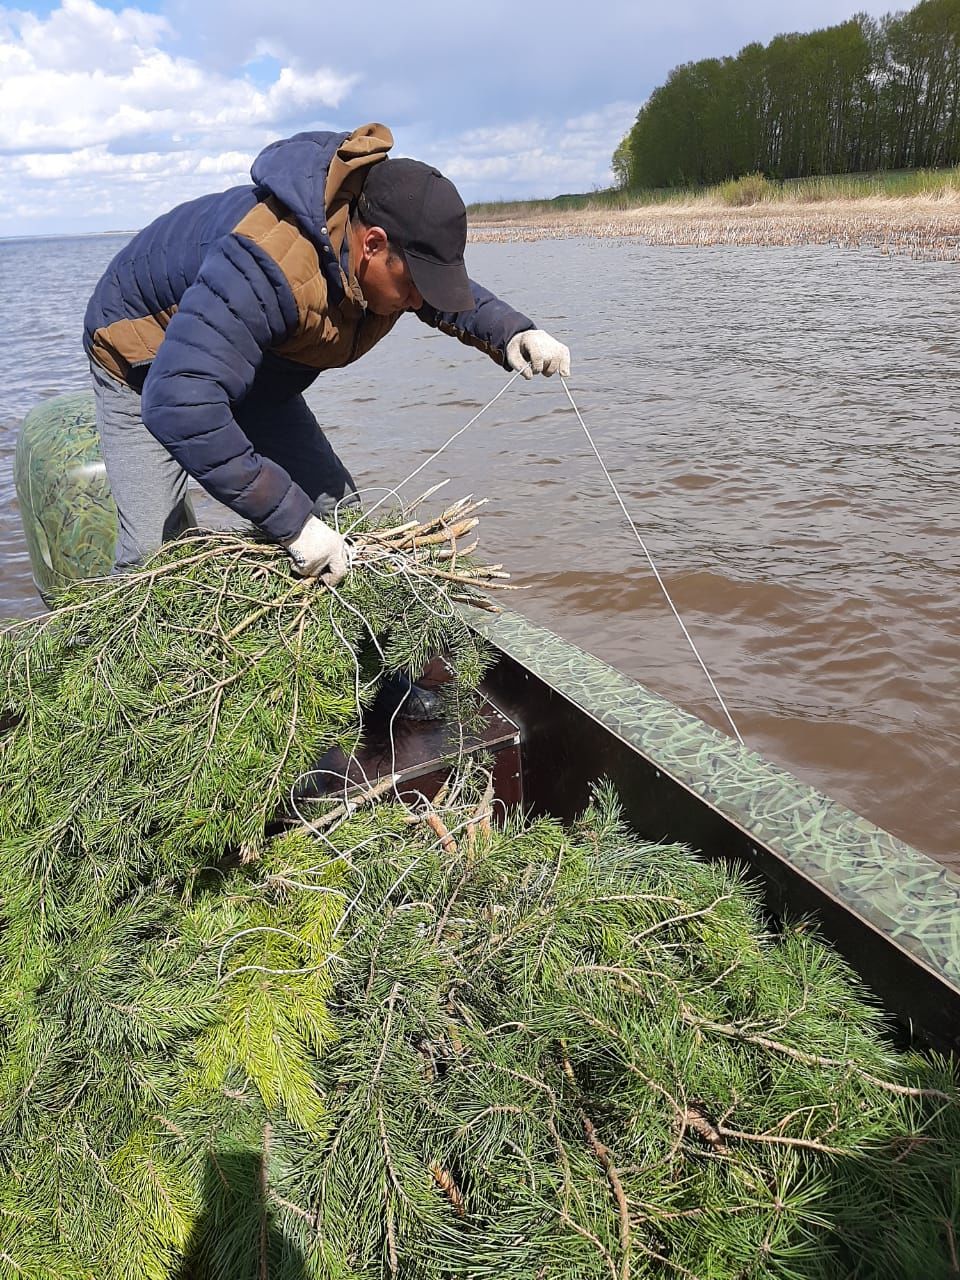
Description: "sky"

(1, 0), (898, 238)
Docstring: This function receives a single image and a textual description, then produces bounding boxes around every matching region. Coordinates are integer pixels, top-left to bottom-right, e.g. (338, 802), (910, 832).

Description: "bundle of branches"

(0, 497), (501, 920)
(0, 506), (956, 1278)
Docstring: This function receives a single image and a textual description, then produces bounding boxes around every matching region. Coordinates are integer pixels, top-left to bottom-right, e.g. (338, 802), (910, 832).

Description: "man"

(83, 123), (570, 587)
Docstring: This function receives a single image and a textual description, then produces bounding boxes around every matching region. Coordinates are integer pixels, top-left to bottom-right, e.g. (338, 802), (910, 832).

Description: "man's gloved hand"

(506, 329), (571, 379)
(285, 515), (351, 585)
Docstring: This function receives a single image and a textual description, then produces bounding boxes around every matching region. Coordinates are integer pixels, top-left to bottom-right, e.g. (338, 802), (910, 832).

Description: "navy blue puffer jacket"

(83, 124), (533, 542)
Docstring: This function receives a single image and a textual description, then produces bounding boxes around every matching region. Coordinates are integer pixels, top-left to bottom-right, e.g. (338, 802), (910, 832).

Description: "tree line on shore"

(615, 0), (960, 188)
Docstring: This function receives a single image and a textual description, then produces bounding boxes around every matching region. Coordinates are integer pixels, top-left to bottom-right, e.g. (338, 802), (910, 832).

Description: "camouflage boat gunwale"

(469, 608), (960, 1051)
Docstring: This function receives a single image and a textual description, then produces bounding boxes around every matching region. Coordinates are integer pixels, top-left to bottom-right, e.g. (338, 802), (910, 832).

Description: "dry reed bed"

(469, 195), (960, 260)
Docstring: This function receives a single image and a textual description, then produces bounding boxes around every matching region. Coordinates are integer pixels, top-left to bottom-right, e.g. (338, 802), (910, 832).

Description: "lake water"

(0, 231), (956, 864)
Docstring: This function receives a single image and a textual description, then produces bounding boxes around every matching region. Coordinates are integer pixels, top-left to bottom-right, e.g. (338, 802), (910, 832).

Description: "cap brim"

(405, 252), (475, 313)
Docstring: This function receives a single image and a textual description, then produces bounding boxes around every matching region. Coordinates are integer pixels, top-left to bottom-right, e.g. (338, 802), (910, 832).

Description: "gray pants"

(90, 361), (358, 569)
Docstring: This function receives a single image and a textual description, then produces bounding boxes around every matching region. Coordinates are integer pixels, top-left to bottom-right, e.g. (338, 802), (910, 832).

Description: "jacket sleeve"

(416, 280), (534, 366)
(140, 232), (314, 544)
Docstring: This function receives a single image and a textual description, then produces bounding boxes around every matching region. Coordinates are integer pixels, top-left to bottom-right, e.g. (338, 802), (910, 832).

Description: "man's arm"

(416, 280), (534, 366)
(140, 231), (315, 546)
(417, 280), (570, 377)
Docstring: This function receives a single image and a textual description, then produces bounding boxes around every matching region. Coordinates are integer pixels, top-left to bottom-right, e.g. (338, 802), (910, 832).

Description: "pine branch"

(562, 1051), (632, 1280)
(681, 1008), (955, 1102)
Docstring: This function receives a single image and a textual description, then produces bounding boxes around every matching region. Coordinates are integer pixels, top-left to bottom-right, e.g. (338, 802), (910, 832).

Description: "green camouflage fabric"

(14, 391), (117, 602)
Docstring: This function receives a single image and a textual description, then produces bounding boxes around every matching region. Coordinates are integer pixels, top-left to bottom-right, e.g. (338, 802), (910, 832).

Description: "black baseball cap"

(358, 158), (474, 313)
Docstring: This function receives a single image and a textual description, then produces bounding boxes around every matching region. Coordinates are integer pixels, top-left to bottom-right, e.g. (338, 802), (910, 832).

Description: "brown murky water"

(1, 233), (957, 863)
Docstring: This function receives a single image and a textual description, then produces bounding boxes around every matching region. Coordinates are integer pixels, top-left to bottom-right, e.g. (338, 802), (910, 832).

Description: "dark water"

(0, 233), (957, 864)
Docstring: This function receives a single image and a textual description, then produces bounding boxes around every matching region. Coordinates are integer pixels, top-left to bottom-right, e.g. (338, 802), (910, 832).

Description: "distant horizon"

(0, 229), (140, 243)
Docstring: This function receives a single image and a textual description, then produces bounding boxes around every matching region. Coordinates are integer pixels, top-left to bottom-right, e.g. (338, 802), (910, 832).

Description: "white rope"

(558, 375), (745, 747)
(340, 363), (743, 745)
(345, 369), (524, 531)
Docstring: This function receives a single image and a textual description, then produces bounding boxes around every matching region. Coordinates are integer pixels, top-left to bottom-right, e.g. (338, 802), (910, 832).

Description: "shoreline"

(468, 194), (960, 260)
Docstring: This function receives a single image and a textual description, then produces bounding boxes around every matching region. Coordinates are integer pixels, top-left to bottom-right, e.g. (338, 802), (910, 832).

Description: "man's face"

(355, 225), (424, 316)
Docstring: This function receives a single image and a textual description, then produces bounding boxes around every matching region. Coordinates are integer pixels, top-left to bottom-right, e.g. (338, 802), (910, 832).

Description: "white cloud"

(13, 145), (250, 183)
(439, 103), (638, 202)
(4, 145), (256, 233)
(0, 0), (363, 233)
(13, 0), (168, 72)
(0, 0), (355, 154)
(194, 150), (257, 176)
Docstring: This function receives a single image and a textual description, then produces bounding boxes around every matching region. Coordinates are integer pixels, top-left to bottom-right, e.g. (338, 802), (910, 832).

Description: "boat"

(14, 391), (960, 1055)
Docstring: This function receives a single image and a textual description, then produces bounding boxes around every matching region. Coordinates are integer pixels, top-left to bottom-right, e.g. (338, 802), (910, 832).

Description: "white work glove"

(285, 515), (351, 586)
(506, 329), (571, 379)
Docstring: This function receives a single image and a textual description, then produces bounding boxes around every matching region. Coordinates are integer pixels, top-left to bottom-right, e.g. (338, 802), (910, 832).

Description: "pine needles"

(0, 507), (496, 914)
(0, 510), (491, 1277)
(0, 512), (957, 1278)
(283, 781), (959, 1280)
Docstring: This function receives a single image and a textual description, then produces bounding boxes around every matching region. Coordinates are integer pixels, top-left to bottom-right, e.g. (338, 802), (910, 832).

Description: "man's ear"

(360, 225), (389, 260)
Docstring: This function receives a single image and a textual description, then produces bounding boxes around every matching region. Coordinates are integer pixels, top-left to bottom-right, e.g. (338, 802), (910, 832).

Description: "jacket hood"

(250, 125), (393, 249)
